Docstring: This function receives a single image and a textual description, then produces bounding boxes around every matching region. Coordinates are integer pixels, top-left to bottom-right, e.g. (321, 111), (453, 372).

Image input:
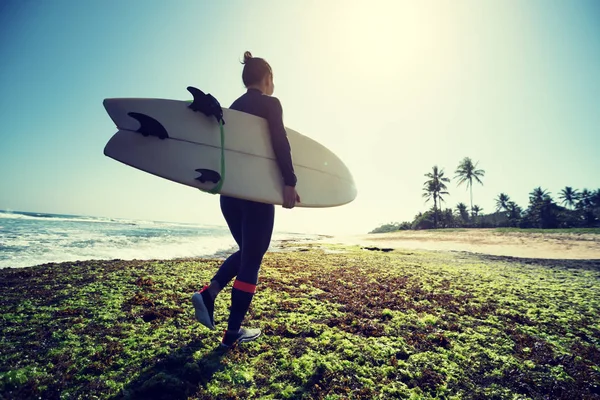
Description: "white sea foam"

(0, 211), (322, 269)
(1, 230), (235, 269)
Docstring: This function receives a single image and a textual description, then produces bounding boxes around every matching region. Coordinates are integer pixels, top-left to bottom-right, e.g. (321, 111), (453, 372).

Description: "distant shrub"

(412, 211), (435, 230)
(369, 221), (411, 234)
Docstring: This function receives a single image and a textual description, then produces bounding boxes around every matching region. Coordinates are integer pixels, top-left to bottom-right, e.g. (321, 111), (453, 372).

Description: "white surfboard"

(102, 91), (357, 208)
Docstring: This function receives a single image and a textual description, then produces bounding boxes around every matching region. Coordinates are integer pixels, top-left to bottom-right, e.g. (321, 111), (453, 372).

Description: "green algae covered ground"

(1, 246), (599, 400)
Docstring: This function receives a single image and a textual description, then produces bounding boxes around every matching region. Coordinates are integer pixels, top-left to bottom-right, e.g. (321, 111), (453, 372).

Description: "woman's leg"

(227, 200), (275, 333)
(192, 196), (244, 330)
(210, 196), (244, 292)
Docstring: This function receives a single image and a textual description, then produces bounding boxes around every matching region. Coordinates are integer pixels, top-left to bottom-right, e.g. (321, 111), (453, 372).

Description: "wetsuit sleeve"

(266, 97), (297, 187)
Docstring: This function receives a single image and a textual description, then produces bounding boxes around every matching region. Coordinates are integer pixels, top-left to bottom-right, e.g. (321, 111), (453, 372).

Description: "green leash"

(205, 120), (225, 194)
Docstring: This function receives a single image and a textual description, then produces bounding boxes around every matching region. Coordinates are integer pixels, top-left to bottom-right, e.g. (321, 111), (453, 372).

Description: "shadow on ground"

(112, 339), (228, 400)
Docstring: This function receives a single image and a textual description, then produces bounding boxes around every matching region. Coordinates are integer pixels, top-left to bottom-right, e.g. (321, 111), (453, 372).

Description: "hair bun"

(243, 51), (253, 64)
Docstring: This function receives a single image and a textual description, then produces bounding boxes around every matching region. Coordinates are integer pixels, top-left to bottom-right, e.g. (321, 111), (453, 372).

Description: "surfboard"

(102, 87), (357, 208)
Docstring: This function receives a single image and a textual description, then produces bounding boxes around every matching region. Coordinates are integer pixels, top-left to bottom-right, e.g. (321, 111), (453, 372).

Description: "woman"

(192, 51), (300, 348)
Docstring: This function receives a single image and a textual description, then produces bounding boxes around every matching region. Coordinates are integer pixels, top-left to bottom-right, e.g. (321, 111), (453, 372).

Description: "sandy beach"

(323, 229), (600, 260)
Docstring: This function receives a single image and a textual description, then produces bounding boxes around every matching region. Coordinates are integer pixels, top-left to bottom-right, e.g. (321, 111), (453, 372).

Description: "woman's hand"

(283, 186), (301, 209)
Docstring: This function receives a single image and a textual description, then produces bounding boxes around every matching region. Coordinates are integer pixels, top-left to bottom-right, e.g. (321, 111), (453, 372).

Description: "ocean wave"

(0, 210), (322, 269)
(0, 232), (237, 269)
(0, 210), (224, 231)
(0, 211), (124, 225)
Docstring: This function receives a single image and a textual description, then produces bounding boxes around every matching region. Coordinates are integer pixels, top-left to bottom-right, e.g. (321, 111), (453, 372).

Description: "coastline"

(3, 229), (598, 271)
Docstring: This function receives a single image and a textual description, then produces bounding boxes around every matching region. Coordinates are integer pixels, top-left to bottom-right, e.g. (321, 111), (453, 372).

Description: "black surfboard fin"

(187, 86), (225, 125)
(127, 112), (169, 139)
(195, 168), (221, 184)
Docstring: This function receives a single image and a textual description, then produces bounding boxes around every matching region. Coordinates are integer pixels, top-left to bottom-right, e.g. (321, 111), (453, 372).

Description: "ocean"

(0, 210), (321, 269)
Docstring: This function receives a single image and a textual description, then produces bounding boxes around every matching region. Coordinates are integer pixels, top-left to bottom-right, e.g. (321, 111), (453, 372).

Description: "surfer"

(192, 51), (300, 348)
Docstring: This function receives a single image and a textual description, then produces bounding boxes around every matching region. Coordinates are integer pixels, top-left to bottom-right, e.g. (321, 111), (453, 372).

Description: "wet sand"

(322, 229), (600, 260)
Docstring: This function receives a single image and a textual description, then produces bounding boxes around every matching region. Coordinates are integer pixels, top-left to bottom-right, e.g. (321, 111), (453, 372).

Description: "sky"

(0, 0), (599, 235)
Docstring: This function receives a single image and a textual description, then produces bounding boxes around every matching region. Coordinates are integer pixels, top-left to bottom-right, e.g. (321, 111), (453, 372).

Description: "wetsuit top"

(229, 88), (297, 187)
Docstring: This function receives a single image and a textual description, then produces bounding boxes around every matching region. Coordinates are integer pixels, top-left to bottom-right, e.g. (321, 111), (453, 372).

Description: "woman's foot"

(192, 286), (215, 330)
(220, 327), (261, 348)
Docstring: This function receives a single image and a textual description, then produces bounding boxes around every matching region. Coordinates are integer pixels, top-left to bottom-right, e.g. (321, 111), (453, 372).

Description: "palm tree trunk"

(469, 179), (473, 216)
(434, 195), (438, 228)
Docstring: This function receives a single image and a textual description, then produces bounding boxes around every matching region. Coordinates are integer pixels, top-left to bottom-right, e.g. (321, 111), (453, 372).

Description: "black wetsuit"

(211, 88), (296, 332)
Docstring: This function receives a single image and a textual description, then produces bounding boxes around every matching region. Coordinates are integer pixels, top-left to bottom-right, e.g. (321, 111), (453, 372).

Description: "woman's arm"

(266, 97), (297, 187)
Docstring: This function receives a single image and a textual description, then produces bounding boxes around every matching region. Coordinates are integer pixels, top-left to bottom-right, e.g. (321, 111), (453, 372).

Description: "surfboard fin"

(187, 86), (225, 125)
(127, 112), (170, 140)
(195, 169), (221, 184)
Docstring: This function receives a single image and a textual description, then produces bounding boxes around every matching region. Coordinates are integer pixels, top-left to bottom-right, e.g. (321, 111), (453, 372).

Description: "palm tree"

(507, 201), (522, 227)
(577, 188), (592, 209)
(527, 187), (558, 228)
(423, 165), (450, 228)
(456, 202), (469, 225)
(591, 189), (600, 207)
(559, 187), (579, 209)
(529, 187), (550, 203)
(442, 208), (455, 228)
(495, 193), (510, 212)
(575, 189), (599, 227)
(472, 205), (482, 217)
(455, 157), (485, 215)
(507, 201), (520, 216)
